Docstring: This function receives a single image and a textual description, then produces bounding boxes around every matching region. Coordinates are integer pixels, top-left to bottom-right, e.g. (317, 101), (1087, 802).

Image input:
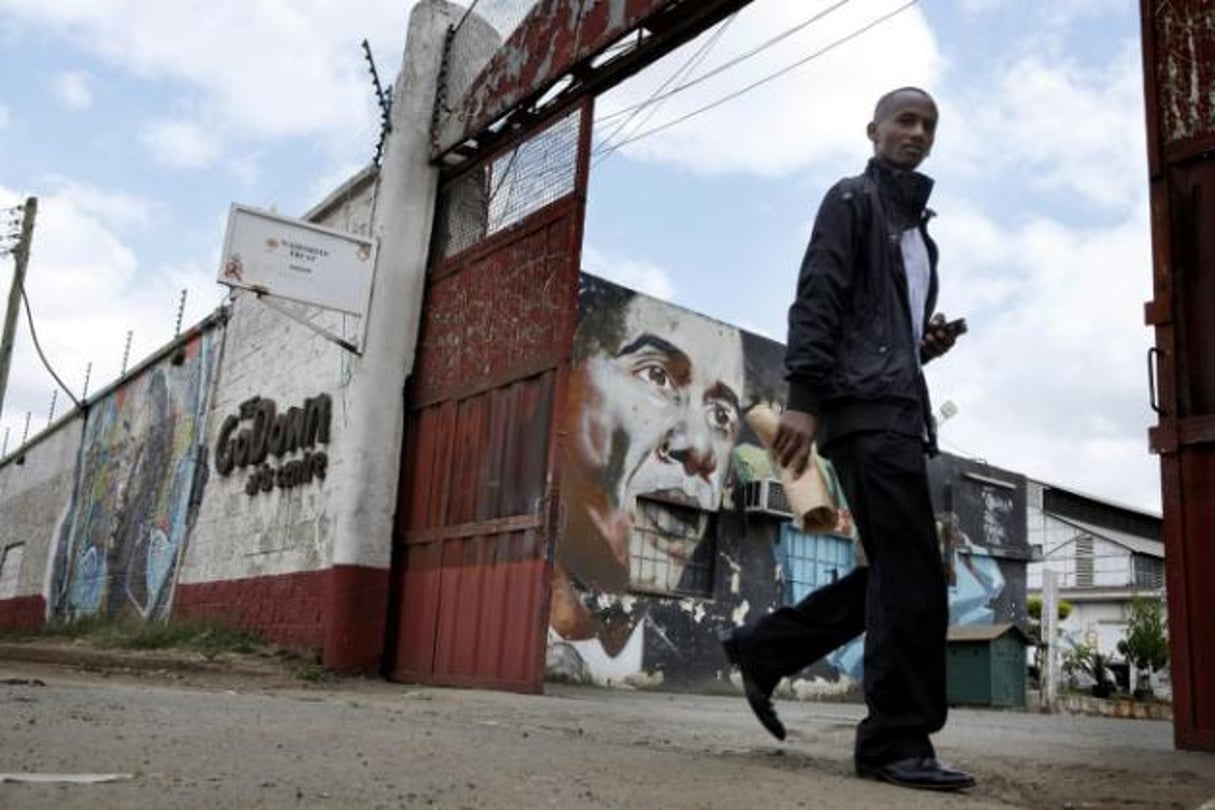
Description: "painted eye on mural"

(633, 361), (675, 393)
(706, 401), (738, 435)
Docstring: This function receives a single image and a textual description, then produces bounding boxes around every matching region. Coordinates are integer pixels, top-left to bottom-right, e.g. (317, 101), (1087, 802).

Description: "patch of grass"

(293, 661), (336, 683)
(31, 616), (264, 659)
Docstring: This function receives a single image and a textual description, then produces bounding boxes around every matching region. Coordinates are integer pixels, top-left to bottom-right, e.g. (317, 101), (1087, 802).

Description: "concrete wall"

(174, 171), (379, 657)
(0, 414), (84, 630)
(0, 3), (473, 675)
(1063, 601), (1129, 657)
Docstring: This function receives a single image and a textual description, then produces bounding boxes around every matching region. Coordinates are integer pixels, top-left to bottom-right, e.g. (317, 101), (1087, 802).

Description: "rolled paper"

(745, 404), (838, 533)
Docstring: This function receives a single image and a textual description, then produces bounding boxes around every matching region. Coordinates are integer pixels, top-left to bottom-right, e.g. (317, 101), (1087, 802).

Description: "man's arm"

(781, 182), (861, 475)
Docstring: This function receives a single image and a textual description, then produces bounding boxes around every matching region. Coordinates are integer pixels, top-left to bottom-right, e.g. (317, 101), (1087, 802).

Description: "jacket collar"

(866, 157), (934, 229)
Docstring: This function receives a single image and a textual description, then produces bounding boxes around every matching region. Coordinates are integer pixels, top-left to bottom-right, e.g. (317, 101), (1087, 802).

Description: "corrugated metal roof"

(1047, 514), (1164, 558)
(947, 622), (1031, 644)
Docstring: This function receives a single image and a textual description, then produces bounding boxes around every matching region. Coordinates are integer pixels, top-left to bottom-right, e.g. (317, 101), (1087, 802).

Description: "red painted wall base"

(0, 595), (45, 632)
(174, 565), (388, 674)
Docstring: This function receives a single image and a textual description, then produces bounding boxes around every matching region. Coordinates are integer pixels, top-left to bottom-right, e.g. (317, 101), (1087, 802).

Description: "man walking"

(721, 87), (975, 792)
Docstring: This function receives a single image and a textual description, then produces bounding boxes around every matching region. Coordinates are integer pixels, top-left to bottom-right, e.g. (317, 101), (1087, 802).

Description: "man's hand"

(921, 313), (966, 363)
(773, 409), (818, 478)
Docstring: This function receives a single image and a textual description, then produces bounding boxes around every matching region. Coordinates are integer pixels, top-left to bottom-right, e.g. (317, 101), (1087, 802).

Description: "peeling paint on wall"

(1155, 4), (1215, 145)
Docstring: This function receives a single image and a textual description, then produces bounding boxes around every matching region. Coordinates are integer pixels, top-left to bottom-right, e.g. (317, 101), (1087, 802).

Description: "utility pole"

(0, 197), (38, 420)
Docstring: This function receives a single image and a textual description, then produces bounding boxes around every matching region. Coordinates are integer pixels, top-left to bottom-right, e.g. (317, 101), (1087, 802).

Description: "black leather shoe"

(857, 757), (976, 791)
(719, 629), (786, 741)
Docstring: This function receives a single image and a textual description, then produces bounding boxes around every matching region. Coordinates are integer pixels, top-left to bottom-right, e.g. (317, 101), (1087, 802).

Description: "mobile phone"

(944, 317), (968, 337)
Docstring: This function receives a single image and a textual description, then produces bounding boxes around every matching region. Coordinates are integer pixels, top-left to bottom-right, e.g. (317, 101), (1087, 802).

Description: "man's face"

(868, 92), (938, 170)
(572, 297), (745, 581)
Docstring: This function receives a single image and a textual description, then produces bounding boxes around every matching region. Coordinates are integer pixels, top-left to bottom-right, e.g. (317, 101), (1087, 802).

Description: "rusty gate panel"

(431, 529), (548, 689)
(1140, 0), (1215, 752)
(414, 201), (583, 407)
(390, 103), (590, 692)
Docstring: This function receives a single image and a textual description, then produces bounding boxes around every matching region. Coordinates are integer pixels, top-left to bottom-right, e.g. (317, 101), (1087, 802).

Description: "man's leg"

(728, 567), (867, 676)
(829, 431), (948, 770)
(722, 503), (868, 739)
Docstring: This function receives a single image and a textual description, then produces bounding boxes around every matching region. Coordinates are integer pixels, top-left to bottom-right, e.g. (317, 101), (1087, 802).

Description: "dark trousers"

(739, 430), (948, 767)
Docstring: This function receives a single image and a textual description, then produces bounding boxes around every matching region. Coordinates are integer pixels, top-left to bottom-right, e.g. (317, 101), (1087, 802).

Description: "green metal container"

(946, 623), (1032, 709)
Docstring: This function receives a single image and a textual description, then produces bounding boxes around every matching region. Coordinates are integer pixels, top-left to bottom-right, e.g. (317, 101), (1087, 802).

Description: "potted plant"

(1117, 597), (1169, 701)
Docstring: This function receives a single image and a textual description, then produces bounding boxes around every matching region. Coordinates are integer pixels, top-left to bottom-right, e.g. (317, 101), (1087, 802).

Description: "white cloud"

(140, 118), (221, 169)
(582, 245), (676, 302)
(43, 178), (155, 230)
(943, 43), (1146, 211)
(0, 0), (404, 164)
(54, 70), (92, 111)
(0, 182), (220, 437)
(928, 197), (1159, 511)
(0, 102), (9, 129)
(596, 1), (943, 176)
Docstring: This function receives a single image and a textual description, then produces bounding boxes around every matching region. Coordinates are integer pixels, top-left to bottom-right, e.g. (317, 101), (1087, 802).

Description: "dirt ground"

(0, 644), (1212, 809)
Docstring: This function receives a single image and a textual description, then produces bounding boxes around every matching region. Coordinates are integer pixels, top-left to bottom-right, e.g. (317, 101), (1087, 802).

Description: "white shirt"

(899, 226), (931, 349)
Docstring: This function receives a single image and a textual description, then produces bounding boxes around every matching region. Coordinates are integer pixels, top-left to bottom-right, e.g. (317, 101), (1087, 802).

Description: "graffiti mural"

(550, 276), (1031, 690)
(50, 331), (219, 622)
(551, 277), (858, 686)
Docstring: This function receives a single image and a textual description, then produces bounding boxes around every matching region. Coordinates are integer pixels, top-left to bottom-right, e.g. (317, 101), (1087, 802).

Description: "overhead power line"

(594, 12), (739, 160)
(595, 0), (853, 126)
(20, 287), (82, 412)
(596, 0), (920, 160)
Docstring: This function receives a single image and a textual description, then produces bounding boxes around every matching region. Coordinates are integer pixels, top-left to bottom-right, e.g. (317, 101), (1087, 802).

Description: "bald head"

(873, 87), (936, 124)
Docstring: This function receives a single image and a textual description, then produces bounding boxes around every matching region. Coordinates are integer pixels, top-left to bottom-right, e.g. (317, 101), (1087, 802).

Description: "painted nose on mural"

(659, 429), (717, 480)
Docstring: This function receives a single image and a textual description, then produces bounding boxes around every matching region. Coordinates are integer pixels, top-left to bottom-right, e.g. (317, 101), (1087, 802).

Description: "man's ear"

(866, 121), (878, 144)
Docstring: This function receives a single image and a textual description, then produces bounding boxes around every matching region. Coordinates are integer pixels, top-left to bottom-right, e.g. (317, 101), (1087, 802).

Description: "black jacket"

(786, 158), (939, 454)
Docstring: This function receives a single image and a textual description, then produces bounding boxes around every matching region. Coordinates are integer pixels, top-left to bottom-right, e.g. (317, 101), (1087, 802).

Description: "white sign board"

(218, 204), (376, 317)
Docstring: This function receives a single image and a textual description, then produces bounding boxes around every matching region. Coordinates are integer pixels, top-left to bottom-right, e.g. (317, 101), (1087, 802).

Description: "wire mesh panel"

(433, 108), (582, 260)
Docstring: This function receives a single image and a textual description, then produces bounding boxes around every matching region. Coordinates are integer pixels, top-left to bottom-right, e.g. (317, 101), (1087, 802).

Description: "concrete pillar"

(1042, 569), (1059, 710)
(322, 1), (498, 673)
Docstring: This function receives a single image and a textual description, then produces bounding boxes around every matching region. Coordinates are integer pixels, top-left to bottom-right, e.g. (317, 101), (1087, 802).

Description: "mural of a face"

(562, 289), (745, 598)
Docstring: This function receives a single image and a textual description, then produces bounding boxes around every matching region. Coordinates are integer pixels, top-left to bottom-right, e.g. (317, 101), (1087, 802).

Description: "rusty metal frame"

(1139, 0), (1215, 753)
(433, 0), (755, 164)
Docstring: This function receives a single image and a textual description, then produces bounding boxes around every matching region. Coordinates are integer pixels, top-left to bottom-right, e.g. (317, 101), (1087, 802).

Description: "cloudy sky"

(0, 0), (1160, 512)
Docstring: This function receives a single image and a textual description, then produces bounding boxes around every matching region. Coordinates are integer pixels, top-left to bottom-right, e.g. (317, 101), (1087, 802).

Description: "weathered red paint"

(323, 565), (391, 673)
(173, 565), (389, 673)
(1140, 0), (1215, 752)
(434, 0), (755, 158)
(0, 595), (45, 633)
(390, 103), (592, 692)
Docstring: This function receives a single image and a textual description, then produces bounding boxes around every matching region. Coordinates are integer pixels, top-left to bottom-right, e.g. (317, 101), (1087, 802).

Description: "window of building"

(1132, 554), (1165, 589)
(1075, 535), (1094, 587)
(628, 496), (715, 597)
(779, 523), (854, 605)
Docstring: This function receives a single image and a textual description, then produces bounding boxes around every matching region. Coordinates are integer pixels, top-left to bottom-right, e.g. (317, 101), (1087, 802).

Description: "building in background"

(1026, 481), (1166, 691)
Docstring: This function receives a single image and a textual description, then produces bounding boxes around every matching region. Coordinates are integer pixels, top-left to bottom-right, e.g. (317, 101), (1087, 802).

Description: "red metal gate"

(387, 102), (591, 692)
(1140, 1), (1215, 752)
